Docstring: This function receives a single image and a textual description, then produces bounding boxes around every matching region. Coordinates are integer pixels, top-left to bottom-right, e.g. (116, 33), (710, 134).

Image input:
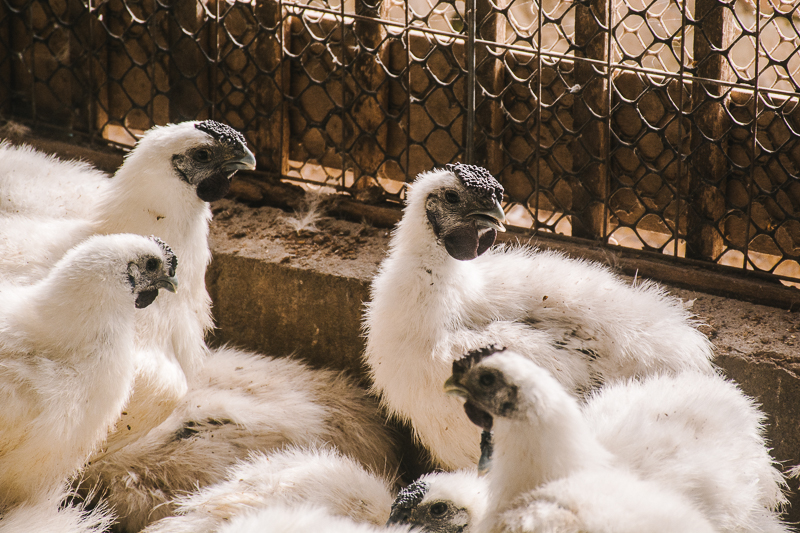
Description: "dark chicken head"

(444, 345), (519, 432)
(424, 163), (506, 261)
(171, 120), (256, 202)
(127, 237), (179, 309)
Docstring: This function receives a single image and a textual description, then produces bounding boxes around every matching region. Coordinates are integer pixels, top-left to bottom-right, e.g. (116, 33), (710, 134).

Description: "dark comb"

(391, 478), (429, 512)
(446, 163), (504, 203)
(452, 344), (506, 379)
(195, 120), (248, 149)
(149, 236), (178, 277)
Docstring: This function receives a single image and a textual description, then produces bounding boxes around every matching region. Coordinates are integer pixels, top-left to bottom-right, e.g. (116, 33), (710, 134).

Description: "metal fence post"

(570, 0), (611, 239)
(685, 0), (735, 261)
(474, 0), (506, 176)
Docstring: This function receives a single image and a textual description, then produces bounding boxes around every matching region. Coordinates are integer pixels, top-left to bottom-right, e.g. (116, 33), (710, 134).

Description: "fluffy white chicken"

(81, 346), (400, 532)
(387, 470), (488, 533)
(0, 121), (256, 457)
(0, 233), (178, 508)
(388, 469), (716, 533)
(363, 163), (715, 470)
(215, 504), (415, 533)
(142, 445), (395, 533)
(444, 349), (788, 533)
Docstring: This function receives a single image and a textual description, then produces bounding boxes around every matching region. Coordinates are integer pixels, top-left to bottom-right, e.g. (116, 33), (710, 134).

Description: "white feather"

(0, 484), (114, 533)
(142, 445), (394, 533)
(364, 168), (715, 470)
(216, 504), (415, 533)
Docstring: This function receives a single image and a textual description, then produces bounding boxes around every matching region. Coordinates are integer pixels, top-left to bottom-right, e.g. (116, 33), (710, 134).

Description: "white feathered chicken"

(81, 346), (400, 532)
(387, 469), (716, 533)
(216, 505), (415, 533)
(387, 470), (488, 533)
(142, 445), (395, 533)
(0, 233), (177, 508)
(443, 348), (788, 533)
(363, 163), (715, 470)
(0, 121), (256, 457)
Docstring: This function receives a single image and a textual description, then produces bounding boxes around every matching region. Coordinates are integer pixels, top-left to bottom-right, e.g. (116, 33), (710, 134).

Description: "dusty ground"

(210, 196), (800, 367)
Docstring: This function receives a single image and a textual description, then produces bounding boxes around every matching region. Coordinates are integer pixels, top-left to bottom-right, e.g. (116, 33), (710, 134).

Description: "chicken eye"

(479, 372), (495, 388)
(429, 502), (448, 517)
(444, 190), (460, 204)
(194, 149), (212, 163)
(145, 258), (160, 272)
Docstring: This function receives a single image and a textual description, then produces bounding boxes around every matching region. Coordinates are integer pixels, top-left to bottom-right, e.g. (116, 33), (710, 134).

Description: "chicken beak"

(443, 376), (470, 399)
(469, 199), (506, 233)
(222, 146), (257, 173)
(156, 275), (179, 294)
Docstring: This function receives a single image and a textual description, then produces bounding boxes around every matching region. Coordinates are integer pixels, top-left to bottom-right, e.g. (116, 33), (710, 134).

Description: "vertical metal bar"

(602, 0), (612, 243)
(405, 0), (410, 188)
(211, 0), (220, 121)
(534, 0), (542, 233)
(340, 0), (346, 187)
(674, 0), (688, 257)
(465, 0), (476, 164)
(743, 0), (760, 269)
(280, 0), (284, 179)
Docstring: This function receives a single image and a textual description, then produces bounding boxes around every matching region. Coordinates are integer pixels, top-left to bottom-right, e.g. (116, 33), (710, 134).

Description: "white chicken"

(0, 233), (177, 508)
(142, 445), (395, 533)
(363, 163), (715, 470)
(216, 504), (415, 533)
(443, 348), (788, 533)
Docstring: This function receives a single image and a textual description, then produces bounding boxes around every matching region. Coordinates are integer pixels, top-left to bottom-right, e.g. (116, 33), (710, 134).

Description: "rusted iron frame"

(674, 0), (688, 257)
(533, 0), (543, 233)
(743, 1), (760, 270)
(603, 0), (612, 243)
(465, 0), (476, 164)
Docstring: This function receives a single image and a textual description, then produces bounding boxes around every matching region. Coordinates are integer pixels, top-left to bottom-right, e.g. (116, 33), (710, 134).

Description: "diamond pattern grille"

(1, 0), (799, 289)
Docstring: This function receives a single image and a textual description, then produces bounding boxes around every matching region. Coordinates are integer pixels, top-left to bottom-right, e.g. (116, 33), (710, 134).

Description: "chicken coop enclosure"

(1, 0), (800, 297)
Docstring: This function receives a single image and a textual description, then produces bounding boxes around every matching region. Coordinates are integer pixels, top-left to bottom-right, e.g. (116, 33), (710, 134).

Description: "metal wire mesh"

(1, 0), (799, 289)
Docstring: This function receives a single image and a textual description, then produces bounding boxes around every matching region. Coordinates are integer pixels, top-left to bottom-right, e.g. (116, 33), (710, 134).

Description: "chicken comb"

(149, 236), (178, 277)
(195, 120), (248, 149)
(391, 478), (429, 512)
(446, 163), (504, 203)
(452, 344), (506, 378)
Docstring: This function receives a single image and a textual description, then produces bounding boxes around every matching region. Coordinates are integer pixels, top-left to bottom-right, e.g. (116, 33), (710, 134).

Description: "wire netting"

(1, 0), (799, 289)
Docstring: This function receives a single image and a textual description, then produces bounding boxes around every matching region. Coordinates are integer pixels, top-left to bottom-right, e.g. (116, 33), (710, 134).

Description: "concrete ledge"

(206, 198), (800, 520)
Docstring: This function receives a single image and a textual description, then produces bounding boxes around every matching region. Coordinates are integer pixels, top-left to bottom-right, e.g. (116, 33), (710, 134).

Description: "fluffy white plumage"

(364, 166), (715, 470)
(0, 233), (177, 508)
(0, 485), (114, 533)
(81, 346), (400, 532)
(142, 445), (395, 533)
(215, 505), (415, 533)
(0, 122), (256, 457)
(446, 350), (787, 533)
(0, 142), (108, 219)
(496, 469), (717, 533)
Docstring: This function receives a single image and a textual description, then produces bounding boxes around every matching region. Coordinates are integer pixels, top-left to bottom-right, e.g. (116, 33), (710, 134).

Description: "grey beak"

(222, 146), (257, 173)
(469, 199), (506, 232)
(156, 275), (179, 293)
